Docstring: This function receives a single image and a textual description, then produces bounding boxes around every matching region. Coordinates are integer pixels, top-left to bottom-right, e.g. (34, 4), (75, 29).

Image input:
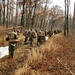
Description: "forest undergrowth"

(0, 31), (75, 75)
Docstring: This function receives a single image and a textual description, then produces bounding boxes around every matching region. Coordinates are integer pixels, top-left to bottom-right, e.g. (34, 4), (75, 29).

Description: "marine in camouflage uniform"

(23, 30), (31, 44)
(37, 31), (45, 46)
(29, 30), (37, 47)
(6, 30), (18, 58)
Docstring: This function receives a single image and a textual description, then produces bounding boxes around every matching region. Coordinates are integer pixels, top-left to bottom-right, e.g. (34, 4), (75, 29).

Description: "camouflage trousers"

(9, 44), (15, 58)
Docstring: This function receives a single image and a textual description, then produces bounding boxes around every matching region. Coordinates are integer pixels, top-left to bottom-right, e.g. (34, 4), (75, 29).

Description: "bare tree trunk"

(15, 0), (18, 26)
(6, 0), (9, 28)
(51, 17), (53, 31)
(66, 0), (70, 36)
(41, 1), (48, 30)
(64, 0), (70, 36)
(64, 0), (67, 36)
(27, 0), (32, 29)
(25, 1), (31, 29)
(40, 17), (43, 30)
(11, 0), (14, 25)
(11, 12), (14, 25)
(20, 0), (26, 27)
(73, 2), (75, 28)
(2, 0), (5, 25)
(9, 13), (11, 24)
(0, 6), (1, 25)
(31, 0), (37, 29)
(8, 0), (11, 25)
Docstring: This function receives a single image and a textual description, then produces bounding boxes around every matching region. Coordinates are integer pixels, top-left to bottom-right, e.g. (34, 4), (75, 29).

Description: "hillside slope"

(0, 33), (75, 75)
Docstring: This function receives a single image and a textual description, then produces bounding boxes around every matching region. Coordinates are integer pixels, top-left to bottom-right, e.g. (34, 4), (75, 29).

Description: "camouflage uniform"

(48, 30), (53, 37)
(37, 31), (45, 45)
(9, 42), (15, 58)
(29, 32), (33, 47)
(29, 30), (37, 47)
(23, 30), (31, 44)
(24, 30), (28, 44)
(6, 31), (18, 58)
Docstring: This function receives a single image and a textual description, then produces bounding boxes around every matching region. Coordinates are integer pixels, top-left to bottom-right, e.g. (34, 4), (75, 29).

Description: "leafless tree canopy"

(0, 0), (74, 35)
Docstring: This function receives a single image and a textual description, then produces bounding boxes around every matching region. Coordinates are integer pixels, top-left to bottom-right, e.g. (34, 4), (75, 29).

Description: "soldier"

(48, 30), (53, 37)
(37, 31), (45, 45)
(23, 30), (31, 44)
(6, 30), (18, 58)
(57, 30), (62, 33)
(29, 30), (37, 47)
(54, 30), (57, 34)
(29, 32), (33, 47)
(23, 30), (28, 44)
(41, 31), (46, 43)
(37, 31), (42, 45)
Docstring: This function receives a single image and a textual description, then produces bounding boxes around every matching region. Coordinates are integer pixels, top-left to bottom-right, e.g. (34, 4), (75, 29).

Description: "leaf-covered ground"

(0, 28), (75, 75)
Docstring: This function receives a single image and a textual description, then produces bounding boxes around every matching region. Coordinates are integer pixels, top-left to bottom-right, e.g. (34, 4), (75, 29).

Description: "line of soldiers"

(23, 29), (62, 47)
(53, 29), (62, 35)
(23, 29), (46, 47)
(5, 27), (62, 58)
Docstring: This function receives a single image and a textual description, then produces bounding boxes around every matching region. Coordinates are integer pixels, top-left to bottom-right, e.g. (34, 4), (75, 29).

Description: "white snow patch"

(0, 46), (9, 58)
(46, 36), (49, 40)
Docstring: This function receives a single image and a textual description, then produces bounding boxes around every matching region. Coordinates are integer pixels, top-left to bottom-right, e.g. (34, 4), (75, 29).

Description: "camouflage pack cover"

(7, 32), (18, 42)
(37, 31), (45, 36)
(31, 30), (37, 38)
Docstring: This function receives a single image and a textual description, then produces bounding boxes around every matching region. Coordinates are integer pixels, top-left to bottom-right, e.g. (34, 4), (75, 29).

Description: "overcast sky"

(52, 0), (75, 15)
